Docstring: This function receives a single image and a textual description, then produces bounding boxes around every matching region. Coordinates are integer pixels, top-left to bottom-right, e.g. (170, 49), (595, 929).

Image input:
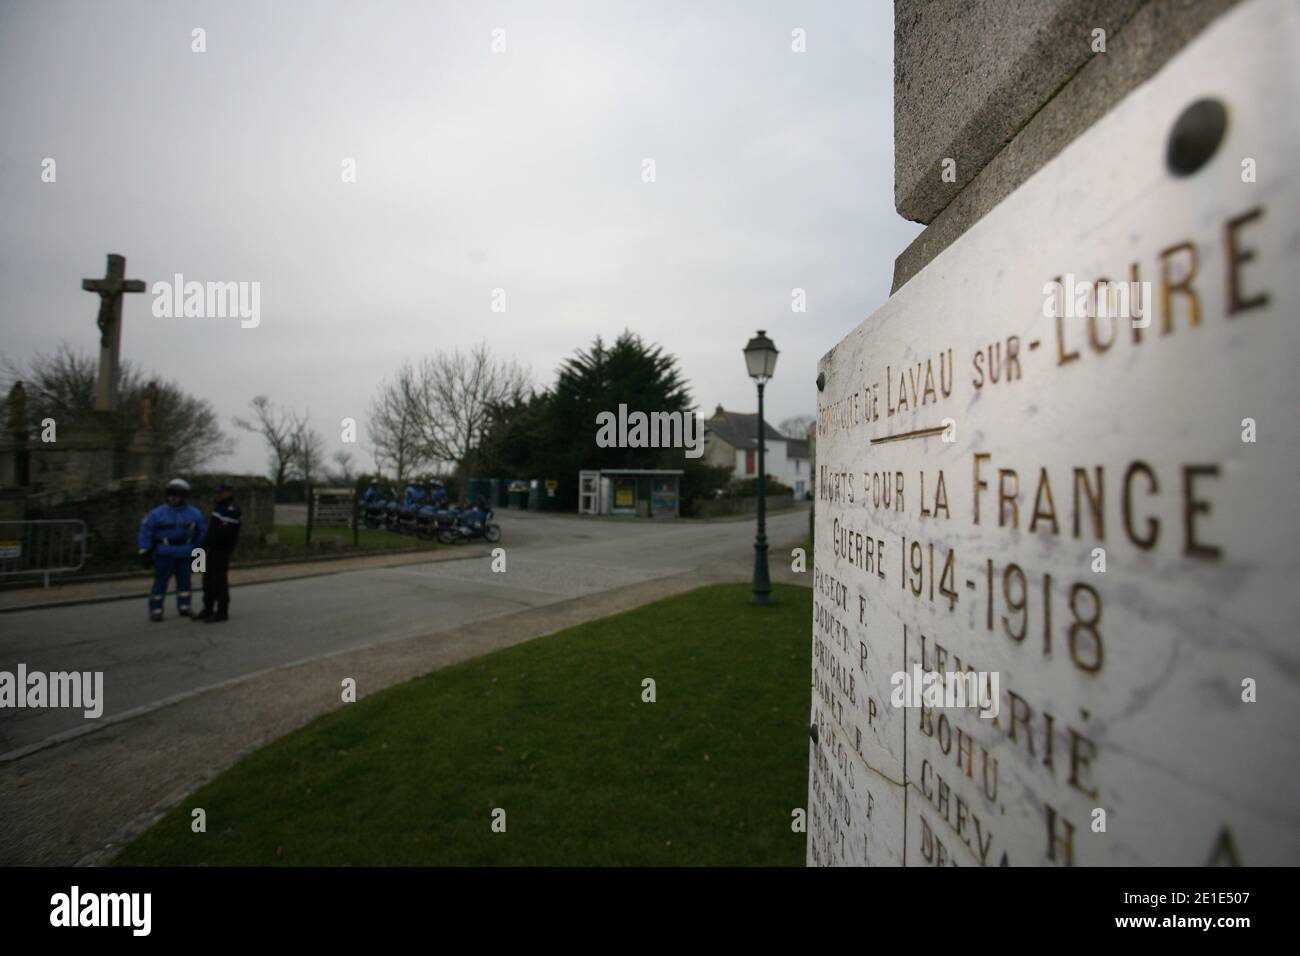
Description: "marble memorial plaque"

(809, 0), (1300, 867)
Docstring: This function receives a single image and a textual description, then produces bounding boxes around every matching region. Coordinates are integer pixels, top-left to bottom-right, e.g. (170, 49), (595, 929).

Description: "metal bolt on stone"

(1166, 98), (1228, 176)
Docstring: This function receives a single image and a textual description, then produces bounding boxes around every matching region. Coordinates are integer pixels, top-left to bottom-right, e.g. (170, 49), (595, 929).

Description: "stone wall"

(692, 492), (794, 519)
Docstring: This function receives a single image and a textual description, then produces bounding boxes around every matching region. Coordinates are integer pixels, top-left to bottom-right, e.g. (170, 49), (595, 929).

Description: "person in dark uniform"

(195, 482), (241, 623)
(138, 478), (206, 622)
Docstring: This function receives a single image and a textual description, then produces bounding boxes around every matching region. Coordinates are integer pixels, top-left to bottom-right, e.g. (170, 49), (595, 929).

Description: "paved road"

(0, 509), (809, 757)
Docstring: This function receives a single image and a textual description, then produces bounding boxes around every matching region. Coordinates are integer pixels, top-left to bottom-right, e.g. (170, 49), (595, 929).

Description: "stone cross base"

(125, 430), (166, 482)
(0, 432), (30, 489)
(29, 412), (124, 498)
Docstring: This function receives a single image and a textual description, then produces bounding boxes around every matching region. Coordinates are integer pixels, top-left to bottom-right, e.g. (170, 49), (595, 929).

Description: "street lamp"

(743, 330), (779, 605)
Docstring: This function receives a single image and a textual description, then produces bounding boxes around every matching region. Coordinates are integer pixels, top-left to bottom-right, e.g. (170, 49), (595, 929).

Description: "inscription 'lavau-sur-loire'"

(809, 0), (1299, 867)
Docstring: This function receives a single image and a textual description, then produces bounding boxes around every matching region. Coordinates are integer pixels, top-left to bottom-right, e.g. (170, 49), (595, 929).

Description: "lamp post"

(743, 330), (779, 605)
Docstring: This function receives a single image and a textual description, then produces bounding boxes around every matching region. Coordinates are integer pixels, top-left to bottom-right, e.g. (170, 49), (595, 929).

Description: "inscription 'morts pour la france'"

(809, 0), (1300, 867)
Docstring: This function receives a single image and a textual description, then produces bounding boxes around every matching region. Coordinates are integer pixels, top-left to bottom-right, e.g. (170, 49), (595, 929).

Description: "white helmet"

(165, 478), (191, 496)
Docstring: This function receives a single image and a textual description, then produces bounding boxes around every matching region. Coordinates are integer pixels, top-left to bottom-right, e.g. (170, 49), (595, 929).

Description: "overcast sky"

(0, 0), (920, 474)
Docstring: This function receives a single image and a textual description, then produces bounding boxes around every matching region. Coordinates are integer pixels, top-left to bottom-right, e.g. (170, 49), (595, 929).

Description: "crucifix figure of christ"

(81, 254), (146, 413)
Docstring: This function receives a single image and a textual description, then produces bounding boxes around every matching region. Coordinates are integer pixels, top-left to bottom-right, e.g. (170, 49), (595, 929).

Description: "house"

(702, 405), (811, 497)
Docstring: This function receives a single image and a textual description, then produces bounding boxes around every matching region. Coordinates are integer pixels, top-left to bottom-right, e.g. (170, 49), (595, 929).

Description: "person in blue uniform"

(402, 482), (426, 507)
(427, 480), (448, 509)
(137, 478), (206, 622)
(195, 482), (241, 623)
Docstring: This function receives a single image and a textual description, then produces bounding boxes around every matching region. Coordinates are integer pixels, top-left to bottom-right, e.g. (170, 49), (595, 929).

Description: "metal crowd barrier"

(0, 520), (89, 588)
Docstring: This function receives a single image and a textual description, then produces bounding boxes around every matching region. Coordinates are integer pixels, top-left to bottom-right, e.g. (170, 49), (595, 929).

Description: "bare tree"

(330, 448), (357, 485)
(2, 343), (232, 473)
(366, 363), (426, 484)
(294, 420), (327, 488)
(234, 395), (303, 491)
(411, 344), (529, 477)
(779, 414), (816, 439)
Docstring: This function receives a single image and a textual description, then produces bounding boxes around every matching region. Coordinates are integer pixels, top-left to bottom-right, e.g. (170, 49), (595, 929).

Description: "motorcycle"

(363, 498), (387, 529)
(436, 507), (502, 545)
(426, 505), (460, 541)
(395, 502), (422, 536)
(358, 487), (486, 543)
(414, 503), (446, 540)
(366, 493), (414, 535)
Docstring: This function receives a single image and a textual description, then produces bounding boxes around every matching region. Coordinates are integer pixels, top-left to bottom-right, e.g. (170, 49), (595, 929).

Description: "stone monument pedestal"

(0, 431), (29, 491)
(125, 428), (166, 481)
(33, 412), (124, 497)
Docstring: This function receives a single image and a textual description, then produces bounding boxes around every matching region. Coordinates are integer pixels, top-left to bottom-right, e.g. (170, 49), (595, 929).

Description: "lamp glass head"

(743, 330), (779, 384)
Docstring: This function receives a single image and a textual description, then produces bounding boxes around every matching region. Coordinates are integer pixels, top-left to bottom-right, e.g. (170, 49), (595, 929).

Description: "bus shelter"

(578, 469), (682, 518)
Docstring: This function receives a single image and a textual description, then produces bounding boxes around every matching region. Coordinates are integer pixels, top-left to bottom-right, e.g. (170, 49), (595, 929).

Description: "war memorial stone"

(809, 0), (1299, 866)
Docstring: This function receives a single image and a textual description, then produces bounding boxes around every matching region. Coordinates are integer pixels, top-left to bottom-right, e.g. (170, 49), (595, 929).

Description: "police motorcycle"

(383, 497), (402, 532)
(362, 483), (394, 529)
(391, 480), (443, 539)
(436, 498), (502, 545)
(361, 479), (472, 541)
(394, 483), (426, 535)
(427, 500), (465, 541)
(367, 479), (436, 535)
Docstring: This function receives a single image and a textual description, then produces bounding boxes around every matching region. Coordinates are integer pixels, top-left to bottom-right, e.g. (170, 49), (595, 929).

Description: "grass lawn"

(115, 582), (812, 866)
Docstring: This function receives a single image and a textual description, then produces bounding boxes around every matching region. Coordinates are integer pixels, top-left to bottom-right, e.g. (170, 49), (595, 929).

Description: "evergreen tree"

(477, 331), (696, 501)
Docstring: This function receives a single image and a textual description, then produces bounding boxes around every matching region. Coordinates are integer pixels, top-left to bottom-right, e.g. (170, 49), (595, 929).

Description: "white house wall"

(726, 438), (808, 496)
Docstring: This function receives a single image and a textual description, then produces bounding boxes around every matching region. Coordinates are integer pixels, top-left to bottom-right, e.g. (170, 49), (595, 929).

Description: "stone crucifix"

(82, 254), (146, 412)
